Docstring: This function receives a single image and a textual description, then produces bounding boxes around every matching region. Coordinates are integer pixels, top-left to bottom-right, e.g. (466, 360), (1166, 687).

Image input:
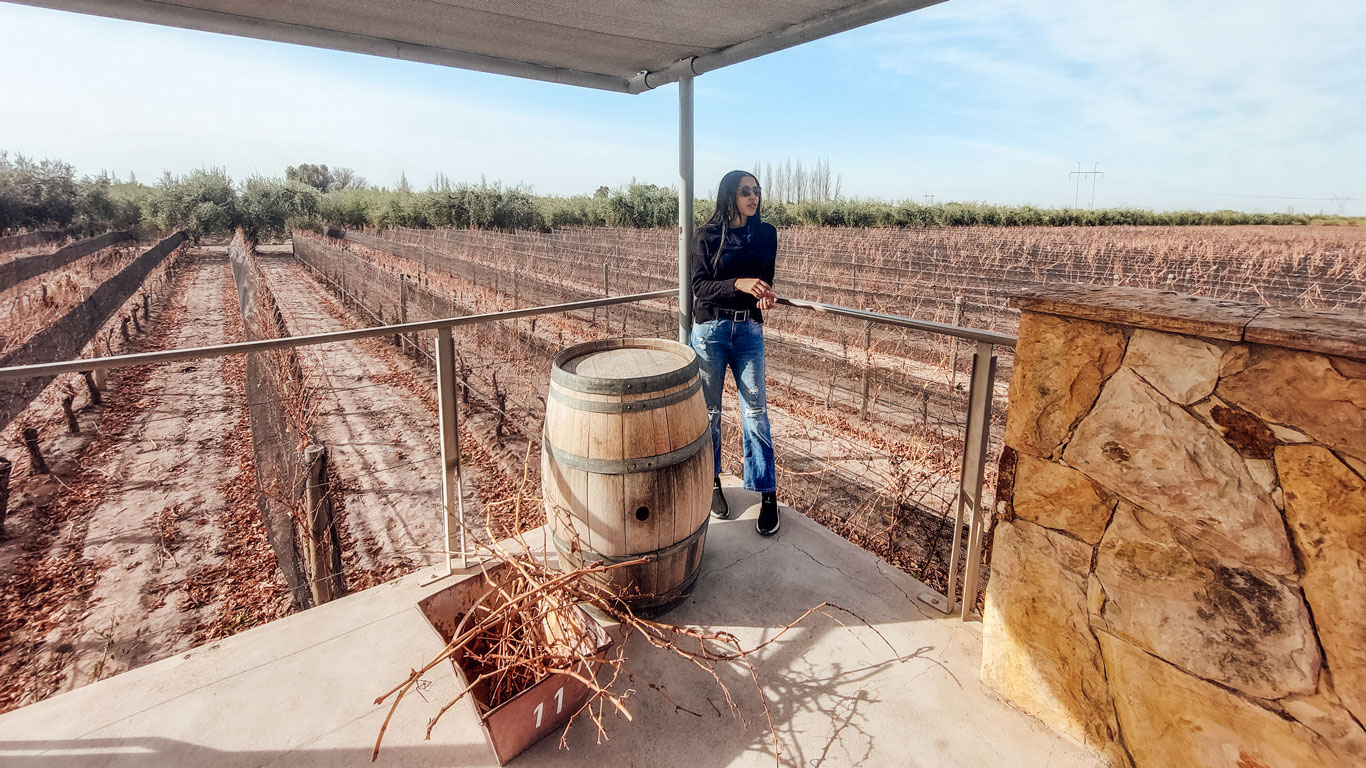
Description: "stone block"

(1124, 329), (1221, 404)
(1278, 444), (1366, 725)
(1218, 347), (1366, 463)
(1065, 368), (1295, 575)
(1347, 454), (1366, 479)
(1005, 312), (1126, 460)
(1282, 682), (1366, 766)
(1219, 345), (1251, 378)
(1099, 632), (1350, 768)
(1094, 504), (1319, 700)
(1269, 422), (1312, 444)
(1012, 454), (1116, 544)
(1242, 458), (1277, 496)
(981, 520), (1117, 751)
(1244, 305), (1366, 362)
(1009, 285), (1262, 341)
(1207, 404), (1277, 459)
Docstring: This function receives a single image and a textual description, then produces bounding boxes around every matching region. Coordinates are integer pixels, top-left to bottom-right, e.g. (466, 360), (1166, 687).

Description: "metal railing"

(776, 296), (1015, 619)
(0, 288), (1013, 619)
(0, 289), (674, 576)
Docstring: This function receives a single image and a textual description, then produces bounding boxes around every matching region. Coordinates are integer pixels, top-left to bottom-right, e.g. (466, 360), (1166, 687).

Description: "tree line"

(1, 150), (1352, 240)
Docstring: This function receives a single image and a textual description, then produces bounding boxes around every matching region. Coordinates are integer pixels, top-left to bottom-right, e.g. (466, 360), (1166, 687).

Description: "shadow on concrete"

(508, 488), (960, 767)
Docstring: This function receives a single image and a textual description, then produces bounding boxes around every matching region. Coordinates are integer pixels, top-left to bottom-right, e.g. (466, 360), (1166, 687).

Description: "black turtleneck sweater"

(688, 219), (778, 323)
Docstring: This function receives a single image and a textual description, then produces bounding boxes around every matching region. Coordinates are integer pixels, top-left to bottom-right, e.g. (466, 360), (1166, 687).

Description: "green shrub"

(0, 152), (78, 232)
(141, 167), (238, 240)
(539, 194), (610, 228)
(606, 183), (678, 228)
(239, 177), (320, 240)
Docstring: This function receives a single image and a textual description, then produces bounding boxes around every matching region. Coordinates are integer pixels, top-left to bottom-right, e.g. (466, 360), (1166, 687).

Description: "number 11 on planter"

(533, 686), (566, 728)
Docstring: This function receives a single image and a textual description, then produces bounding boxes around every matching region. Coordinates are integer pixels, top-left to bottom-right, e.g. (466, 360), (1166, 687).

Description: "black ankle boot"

(710, 476), (730, 520)
(756, 492), (780, 536)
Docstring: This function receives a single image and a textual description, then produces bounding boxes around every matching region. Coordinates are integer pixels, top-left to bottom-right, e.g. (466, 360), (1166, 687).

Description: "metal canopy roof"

(10, 0), (945, 92)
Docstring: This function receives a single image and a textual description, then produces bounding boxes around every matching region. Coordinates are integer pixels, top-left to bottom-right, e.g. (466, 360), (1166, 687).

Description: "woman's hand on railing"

(735, 277), (775, 303)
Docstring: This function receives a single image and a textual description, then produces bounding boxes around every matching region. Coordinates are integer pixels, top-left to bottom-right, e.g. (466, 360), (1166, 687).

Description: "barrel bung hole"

(635, 506), (650, 522)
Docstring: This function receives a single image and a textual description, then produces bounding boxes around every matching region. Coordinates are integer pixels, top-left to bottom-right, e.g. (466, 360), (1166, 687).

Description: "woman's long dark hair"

(703, 169), (761, 264)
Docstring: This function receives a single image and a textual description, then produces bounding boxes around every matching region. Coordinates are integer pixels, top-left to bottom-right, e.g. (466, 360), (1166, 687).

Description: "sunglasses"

(738, 185), (762, 198)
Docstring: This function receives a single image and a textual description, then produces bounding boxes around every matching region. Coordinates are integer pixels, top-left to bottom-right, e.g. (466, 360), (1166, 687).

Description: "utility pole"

(923, 193), (935, 205)
(1069, 162), (1104, 208)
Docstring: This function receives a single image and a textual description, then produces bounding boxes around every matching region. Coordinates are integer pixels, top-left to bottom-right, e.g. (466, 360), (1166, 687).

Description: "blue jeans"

(689, 318), (776, 493)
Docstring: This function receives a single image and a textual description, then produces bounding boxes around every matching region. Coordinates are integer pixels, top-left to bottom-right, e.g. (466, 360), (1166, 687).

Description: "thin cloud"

(1, 1), (1362, 210)
(857, 0), (1366, 207)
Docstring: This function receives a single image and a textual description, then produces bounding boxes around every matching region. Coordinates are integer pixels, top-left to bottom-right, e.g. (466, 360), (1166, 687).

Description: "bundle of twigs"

(371, 492), (899, 765)
(368, 442), (901, 759)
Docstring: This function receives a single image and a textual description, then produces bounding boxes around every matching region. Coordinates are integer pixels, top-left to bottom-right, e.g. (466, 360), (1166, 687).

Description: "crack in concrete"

(788, 540), (873, 591)
(784, 538), (941, 622)
(872, 560), (926, 618)
(698, 539), (780, 580)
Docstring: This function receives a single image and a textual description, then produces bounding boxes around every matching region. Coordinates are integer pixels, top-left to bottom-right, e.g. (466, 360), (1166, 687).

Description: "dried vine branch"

(371, 474), (902, 765)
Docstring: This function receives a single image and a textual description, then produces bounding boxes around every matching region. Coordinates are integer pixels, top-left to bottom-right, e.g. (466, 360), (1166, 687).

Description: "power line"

(1069, 162), (1103, 209)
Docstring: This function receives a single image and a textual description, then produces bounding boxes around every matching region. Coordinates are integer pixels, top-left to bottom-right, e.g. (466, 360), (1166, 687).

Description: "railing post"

(946, 341), (996, 618)
(436, 325), (467, 572)
(860, 320), (873, 421)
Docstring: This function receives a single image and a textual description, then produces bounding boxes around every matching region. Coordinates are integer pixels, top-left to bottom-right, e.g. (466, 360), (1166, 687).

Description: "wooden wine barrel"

(541, 337), (712, 612)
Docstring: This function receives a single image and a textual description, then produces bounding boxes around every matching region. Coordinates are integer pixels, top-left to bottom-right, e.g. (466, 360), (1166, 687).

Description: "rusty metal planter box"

(417, 564), (611, 765)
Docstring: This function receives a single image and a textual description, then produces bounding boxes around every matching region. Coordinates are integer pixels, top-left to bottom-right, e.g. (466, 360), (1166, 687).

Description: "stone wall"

(980, 285), (1366, 768)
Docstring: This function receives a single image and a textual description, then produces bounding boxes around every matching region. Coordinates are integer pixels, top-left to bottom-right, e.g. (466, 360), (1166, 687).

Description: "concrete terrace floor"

(0, 482), (1099, 768)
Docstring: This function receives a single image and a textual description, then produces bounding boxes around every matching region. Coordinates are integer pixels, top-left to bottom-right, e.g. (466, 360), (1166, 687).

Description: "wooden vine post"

(61, 394), (80, 434)
(22, 428), (48, 474)
(81, 370), (101, 405)
(949, 296), (965, 389)
(399, 277), (414, 359)
(860, 320), (873, 421)
(0, 457), (12, 535)
(601, 262), (609, 326)
(302, 444), (345, 606)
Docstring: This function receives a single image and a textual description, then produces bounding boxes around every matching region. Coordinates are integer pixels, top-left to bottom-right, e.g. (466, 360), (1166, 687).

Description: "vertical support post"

(602, 262), (609, 330)
(946, 342), (996, 618)
(81, 370), (101, 405)
(0, 457), (12, 535)
(436, 325), (467, 572)
(860, 321), (873, 421)
(950, 296), (965, 388)
(399, 277), (411, 357)
(22, 428), (48, 474)
(302, 445), (343, 605)
(61, 395), (79, 434)
(678, 73), (695, 345)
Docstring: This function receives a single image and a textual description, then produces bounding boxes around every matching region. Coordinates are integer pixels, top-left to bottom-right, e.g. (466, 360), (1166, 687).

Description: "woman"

(689, 170), (780, 536)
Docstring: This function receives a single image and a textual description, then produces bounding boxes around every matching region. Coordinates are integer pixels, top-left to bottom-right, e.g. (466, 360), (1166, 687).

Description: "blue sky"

(1, 0), (1362, 214)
